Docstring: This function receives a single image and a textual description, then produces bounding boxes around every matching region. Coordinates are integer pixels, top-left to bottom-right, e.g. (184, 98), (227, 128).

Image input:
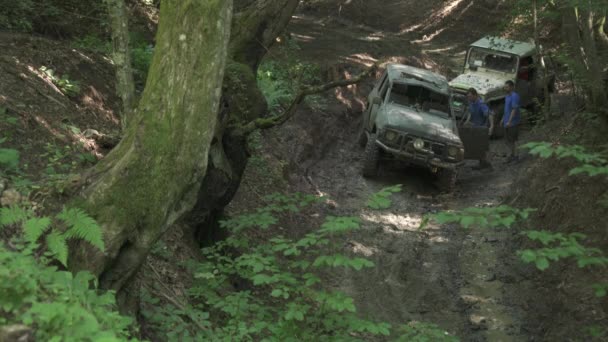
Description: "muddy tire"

(362, 134), (380, 177)
(437, 168), (457, 192)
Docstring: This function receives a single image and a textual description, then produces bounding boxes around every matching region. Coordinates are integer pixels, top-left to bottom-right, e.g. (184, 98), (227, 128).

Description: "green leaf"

(460, 216), (476, 228)
(592, 283), (608, 298)
(0, 206), (30, 227)
(46, 232), (69, 266)
(535, 257), (549, 271)
(23, 217), (52, 243)
(58, 207), (104, 251)
(519, 250), (537, 263)
(0, 148), (19, 169)
(367, 185), (402, 210)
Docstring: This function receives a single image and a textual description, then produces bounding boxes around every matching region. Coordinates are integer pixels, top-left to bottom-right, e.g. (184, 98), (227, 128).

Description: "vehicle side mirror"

(372, 97), (382, 105)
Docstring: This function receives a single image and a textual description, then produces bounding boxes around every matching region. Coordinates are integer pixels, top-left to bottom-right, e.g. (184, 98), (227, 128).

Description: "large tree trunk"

(106, 0), (136, 130)
(230, 0), (299, 71)
(561, 4), (608, 115)
(71, 0), (233, 293)
(186, 0), (299, 242)
(533, 0), (551, 118)
(580, 9), (608, 111)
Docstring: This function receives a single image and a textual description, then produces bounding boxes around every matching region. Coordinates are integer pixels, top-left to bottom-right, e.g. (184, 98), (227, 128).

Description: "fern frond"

(0, 206), (31, 228)
(23, 217), (52, 243)
(57, 207), (105, 251)
(46, 232), (68, 267)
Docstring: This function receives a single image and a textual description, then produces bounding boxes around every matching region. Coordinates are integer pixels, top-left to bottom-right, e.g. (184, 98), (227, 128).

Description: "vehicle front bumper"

(375, 140), (463, 170)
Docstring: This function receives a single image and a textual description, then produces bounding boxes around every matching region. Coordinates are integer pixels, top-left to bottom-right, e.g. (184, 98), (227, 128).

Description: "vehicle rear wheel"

(362, 133), (380, 177)
(437, 168), (457, 192)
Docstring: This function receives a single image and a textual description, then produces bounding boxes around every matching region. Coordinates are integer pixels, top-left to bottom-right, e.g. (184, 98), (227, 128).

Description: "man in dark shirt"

(465, 88), (493, 170)
(502, 80), (521, 163)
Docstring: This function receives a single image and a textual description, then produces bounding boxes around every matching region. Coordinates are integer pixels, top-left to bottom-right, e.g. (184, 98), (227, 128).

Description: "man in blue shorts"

(502, 80), (520, 163)
(464, 88), (493, 170)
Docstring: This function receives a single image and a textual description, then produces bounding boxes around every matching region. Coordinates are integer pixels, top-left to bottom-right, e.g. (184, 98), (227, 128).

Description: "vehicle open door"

(458, 126), (489, 160)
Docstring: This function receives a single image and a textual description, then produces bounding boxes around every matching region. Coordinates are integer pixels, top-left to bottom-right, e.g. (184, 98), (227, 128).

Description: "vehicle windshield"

(387, 82), (450, 118)
(467, 47), (517, 73)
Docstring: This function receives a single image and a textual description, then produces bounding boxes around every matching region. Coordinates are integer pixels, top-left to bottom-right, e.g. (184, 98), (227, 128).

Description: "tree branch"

(232, 63), (378, 136)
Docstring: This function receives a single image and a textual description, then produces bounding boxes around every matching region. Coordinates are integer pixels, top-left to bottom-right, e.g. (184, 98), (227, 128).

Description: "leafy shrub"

(39, 66), (81, 97)
(257, 40), (324, 115)
(0, 0), (34, 32)
(425, 144), (608, 299)
(130, 32), (154, 85)
(523, 142), (608, 177)
(142, 191), (457, 341)
(72, 32), (154, 85)
(72, 35), (112, 54)
(0, 136), (19, 173)
(0, 206), (137, 341)
(1, 206), (104, 267)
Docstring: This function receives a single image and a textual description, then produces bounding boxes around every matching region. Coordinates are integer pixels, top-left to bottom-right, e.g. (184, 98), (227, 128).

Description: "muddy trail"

(256, 9), (537, 341)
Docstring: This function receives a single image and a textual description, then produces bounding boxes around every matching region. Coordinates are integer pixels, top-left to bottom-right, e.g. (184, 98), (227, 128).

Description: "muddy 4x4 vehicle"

(449, 36), (555, 130)
(358, 64), (464, 191)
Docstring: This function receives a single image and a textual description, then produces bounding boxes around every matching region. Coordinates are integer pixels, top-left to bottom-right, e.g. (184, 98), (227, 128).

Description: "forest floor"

(229, 1), (605, 341)
(0, 0), (605, 341)
(230, 6), (533, 342)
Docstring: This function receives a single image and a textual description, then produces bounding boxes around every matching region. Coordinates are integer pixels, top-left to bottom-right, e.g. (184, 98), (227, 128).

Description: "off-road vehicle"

(358, 64), (465, 191)
(449, 36), (555, 129)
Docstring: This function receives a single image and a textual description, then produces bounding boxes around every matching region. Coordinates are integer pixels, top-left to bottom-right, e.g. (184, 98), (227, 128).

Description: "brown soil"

(0, 33), (121, 204)
(1, 0), (605, 340)
(230, 1), (607, 340)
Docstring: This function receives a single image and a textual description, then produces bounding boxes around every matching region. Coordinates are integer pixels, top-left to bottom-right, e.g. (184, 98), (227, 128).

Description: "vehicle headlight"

(385, 130), (398, 141)
(448, 146), (465, 160)
(448, 146), (459, 157)
(413, 138), (425, 150)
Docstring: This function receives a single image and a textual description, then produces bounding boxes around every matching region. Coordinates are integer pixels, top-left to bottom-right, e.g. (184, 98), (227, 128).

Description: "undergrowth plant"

(257, 39), (324, 116)
(0, 205), (137, 341)
(39, 66), (81, 97)
(142, 190), (456, 341)
(424, 142), (608, 335)
(71, 32), (154, 86)
(1, 206), (104, 267)
(0, 137), (20, 173)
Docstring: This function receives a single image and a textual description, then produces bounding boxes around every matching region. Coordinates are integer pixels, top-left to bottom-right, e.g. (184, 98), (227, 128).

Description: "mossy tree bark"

(186, 0), (299, 241)
(105, 0), (135, 131)
(72, 0), (233, 293)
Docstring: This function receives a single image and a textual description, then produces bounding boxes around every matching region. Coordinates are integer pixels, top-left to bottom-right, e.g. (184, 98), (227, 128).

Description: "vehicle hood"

(449, 71), (510, 99)
(377, 104), (462, 145)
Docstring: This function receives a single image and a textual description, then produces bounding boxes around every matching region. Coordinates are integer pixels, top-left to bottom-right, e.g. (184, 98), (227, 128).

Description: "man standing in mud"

(502, 80), (520, 163)
(464, 88), (493, 170)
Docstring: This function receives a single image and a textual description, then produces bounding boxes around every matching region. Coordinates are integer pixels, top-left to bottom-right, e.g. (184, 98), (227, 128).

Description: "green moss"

(224, 61), (268, 123)
(71, 0), (232, 279)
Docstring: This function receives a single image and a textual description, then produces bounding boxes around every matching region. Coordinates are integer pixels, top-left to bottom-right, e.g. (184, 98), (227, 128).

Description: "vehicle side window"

(518, 56), (534, 81)
(379, 79), (390, 101)
(377, 72), (388, 93)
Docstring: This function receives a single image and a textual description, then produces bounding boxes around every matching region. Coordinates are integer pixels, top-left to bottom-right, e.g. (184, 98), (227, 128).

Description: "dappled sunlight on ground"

(26, 65), (65, 97)
(346, 241), (379, 257)
(81, 85), (120, 125)
(33, 115), (68, 142)
(361, 211), (427, 233)
(343, 53), (378, 67)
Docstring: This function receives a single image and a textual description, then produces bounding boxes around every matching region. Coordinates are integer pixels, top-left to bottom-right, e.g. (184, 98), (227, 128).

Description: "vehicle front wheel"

(362, 133), (380, 177)
(437, 168), (457, 192)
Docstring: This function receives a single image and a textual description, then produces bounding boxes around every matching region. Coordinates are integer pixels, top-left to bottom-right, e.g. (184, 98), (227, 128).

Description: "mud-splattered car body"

(359, 64), (464, 190)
